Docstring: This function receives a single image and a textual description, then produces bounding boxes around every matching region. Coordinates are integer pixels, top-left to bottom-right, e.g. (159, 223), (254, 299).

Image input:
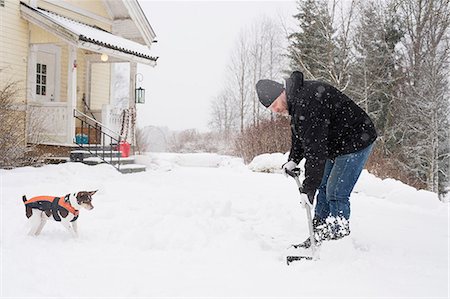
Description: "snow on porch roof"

(20, 2), (158, 66)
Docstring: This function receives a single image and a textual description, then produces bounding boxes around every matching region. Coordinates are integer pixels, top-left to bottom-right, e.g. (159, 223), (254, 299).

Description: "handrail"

(73, 109), (123, 171)
(82, 93), (97, 121)
(73, 109), (124, 139)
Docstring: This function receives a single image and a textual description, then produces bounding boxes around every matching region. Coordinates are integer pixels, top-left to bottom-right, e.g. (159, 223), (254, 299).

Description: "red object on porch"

(119, 141), (131, 158)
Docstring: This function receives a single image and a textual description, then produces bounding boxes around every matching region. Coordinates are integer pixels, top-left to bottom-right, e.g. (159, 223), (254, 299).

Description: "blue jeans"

(314, 143), (374, 220)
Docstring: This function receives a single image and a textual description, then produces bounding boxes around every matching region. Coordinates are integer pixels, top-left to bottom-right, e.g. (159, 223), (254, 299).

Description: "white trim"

(67, 45), (77, 144)
(109, 64), (115, 110)
(41, 0), (113, 25)
(129, 62), (137, 146)
(79, 41), (156, 66)
(123, 0), (156, 46)
(21, 5), (80, 46)
(85, 59), (91, 109)
(129, 62), (137, 110)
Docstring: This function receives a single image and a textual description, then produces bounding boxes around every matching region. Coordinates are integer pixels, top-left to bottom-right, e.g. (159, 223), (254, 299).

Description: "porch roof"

(20, 2), (158, 66)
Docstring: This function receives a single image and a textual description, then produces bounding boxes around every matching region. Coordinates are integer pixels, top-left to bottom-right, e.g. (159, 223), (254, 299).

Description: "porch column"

(129, 62), (137, 146)
(67, 45), (77, 144)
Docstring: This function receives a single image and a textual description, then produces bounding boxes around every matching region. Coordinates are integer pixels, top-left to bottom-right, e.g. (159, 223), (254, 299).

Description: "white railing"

(74, 109), (123, 143)
(102, 104), (124, 139)
(27, 103), (125, 146)
(73, 109), (124, 170)
(28, 102), (68, 144)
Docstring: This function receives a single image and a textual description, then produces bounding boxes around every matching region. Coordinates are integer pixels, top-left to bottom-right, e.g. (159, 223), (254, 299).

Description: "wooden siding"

(36, 0), (112, 31)
(0, 0), (30, 105)
(66, 0), (111, 19)
(90, 63), (110, 110)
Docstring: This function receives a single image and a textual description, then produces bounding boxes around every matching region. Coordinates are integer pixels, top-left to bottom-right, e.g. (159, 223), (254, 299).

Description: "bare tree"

(216, 16), (287, 137)
(227, 31), (251, 133)
(248, 16), (287, 125)
(209, 87), (238, 142)
(0, 75), (30, 168)
(393, 0), (450, 195)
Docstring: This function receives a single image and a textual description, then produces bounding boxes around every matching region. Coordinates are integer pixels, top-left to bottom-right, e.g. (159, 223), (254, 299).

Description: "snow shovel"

(285, 168), (319, 264)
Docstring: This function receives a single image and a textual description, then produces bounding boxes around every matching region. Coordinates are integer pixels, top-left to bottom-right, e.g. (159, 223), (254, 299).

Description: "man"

(256, 71), (377, 247)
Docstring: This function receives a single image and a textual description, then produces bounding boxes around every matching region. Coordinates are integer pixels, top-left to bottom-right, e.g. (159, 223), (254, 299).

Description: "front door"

(27, 44), (65, 144)
(28, 44), (61, 103)
(35, 50), (56, 102)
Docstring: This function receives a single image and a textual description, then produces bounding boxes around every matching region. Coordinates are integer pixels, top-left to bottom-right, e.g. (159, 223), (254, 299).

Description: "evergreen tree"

(350, 1), (403, 136)
(287, 0), (335, 81)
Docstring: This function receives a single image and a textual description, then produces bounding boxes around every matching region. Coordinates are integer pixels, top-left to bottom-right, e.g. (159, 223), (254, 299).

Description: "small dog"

(22, 190), (97, 237)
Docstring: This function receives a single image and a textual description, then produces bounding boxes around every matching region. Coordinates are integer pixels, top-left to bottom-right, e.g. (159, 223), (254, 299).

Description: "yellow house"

(0, 0), (157, 150)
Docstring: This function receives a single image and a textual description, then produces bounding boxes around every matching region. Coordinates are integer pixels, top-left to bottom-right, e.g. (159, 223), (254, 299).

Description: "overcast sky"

(136, 1), (297, 132)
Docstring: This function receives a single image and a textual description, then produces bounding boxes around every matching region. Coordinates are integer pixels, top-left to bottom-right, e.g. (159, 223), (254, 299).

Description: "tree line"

(209, 0), (450, 200)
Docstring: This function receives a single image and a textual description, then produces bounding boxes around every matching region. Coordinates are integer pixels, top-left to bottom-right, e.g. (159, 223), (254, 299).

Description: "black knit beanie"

(256, 79), (284, 108)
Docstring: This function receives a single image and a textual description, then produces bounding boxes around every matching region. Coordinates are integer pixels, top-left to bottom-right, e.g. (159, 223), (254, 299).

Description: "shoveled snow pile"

(1, 153), (448, 298)
(247, 152), (287, 173)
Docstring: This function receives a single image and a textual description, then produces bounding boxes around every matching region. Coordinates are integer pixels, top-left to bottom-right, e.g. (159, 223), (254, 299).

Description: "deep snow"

(1, 153), (448, 298)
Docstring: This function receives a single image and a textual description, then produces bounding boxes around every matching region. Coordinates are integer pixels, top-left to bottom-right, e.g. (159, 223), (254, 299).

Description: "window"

(36, 63), (47, 95)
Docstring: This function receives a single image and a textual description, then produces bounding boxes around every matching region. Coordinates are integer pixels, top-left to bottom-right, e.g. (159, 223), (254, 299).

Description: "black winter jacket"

(286, 72), (377, 194)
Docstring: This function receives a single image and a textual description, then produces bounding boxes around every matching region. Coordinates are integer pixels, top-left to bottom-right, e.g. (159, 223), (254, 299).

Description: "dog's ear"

(89, 190), (98, 196)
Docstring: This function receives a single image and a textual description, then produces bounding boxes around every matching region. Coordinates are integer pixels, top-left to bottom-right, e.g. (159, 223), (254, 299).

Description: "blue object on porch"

(75, 134), (88, 144)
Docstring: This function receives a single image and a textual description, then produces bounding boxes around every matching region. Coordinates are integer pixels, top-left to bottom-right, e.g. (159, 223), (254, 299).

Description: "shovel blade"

(286, 255), (313, 265)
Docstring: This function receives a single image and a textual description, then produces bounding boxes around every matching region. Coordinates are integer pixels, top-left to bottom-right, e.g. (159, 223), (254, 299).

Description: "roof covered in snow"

(20, 2), (158, 65)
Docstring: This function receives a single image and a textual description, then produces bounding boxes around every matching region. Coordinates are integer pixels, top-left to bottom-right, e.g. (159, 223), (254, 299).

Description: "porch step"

(117, 164), (147, 174)
(70, 150), (121, 159)
(76, 144), (118, 151)
(69, 149), (145, 174)
(82, 156), (136, 166)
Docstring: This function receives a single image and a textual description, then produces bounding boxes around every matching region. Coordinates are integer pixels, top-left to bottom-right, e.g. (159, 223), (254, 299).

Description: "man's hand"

(281, 161), (297, 177)
(300, 190), (315, 207)
(305, 191), (315, 206)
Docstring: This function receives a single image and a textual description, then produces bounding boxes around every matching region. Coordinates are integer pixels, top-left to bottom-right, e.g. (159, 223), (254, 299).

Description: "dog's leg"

(61, 220), (78, 238)
(35, 214), (48, 236)
(71, 221), (79, 237)
(27, 212), (42, 236)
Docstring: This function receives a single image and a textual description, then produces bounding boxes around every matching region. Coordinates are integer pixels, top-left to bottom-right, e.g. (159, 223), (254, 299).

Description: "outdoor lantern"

(135, 87), (145, 104)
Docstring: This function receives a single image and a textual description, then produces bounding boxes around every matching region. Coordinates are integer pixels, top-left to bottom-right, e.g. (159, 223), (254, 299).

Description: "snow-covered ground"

(1, 153), (448, 298)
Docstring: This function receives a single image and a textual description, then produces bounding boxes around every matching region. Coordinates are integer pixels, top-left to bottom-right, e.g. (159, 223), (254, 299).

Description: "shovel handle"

(286, 167), (320, 261)
(285, 168), (301, 178)
(286, 168), (304, 194)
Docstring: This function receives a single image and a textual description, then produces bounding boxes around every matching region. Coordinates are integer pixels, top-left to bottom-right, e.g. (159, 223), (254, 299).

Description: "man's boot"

(294, 217), (329, 249)
(327, 216), (350, 240)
